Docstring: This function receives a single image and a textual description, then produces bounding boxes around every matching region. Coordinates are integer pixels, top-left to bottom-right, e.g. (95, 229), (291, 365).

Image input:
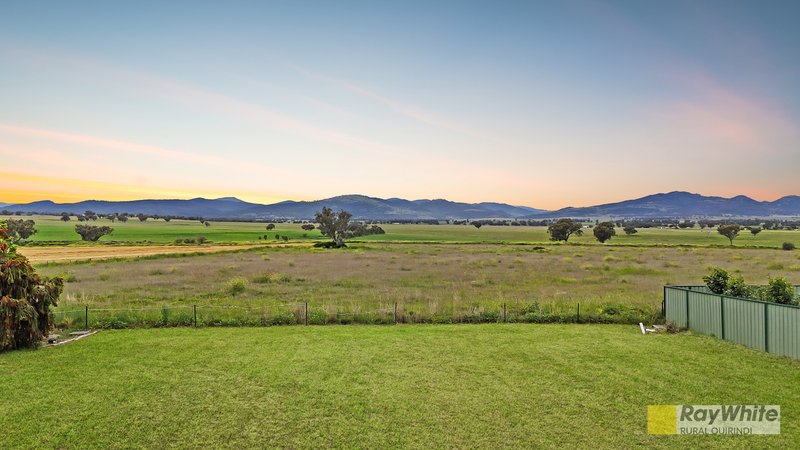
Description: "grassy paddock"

(1, 325), (797, 448)
(8, 215), (800, 248)
(34, 243), (800, 329)
(6, 215), (323, 244)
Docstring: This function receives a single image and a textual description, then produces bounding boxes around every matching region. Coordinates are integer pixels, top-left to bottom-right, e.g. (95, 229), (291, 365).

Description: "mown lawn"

(1, 325), (798, 448)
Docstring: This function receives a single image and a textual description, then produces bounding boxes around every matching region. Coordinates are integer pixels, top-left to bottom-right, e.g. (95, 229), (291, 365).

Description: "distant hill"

(528, 192), (800, 219)
(5, 197), (261, 218)
(4, 195), (544, 220)
(6, 191), (799, 220)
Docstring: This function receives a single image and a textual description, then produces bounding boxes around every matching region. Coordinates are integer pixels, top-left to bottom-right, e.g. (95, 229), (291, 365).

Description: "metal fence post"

(764, 303), (769, 353)
(193, 305), (197, 328)
(85, 305), (88, 329)
(577, 303), (580, 323)
(720, 296), (725, 340)
(305, 302), (309, 325)
(394, 302), (398, 324)
(503, 303), (507, 322)
(685, 290), (690, 328)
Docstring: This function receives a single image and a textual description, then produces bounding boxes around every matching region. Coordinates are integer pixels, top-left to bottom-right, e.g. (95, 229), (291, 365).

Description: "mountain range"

(2, 191), (799, 220)
(528, 192), (800, 219)
(1, 195), (543, 220)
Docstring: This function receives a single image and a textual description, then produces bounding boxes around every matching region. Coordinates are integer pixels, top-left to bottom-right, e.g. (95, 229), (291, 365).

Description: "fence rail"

(664, 285), (800, 359)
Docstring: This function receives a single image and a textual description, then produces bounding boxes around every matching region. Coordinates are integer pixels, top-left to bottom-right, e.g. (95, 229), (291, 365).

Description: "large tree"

(1, 220), (63, 351)
(717, 224), (742, 245)
(593, 222), (616, 243)
(314, 207), (352, 248)
(6, 219), (37, 243)
(547, 218), (583, 242)
(75, 224), (114, 242)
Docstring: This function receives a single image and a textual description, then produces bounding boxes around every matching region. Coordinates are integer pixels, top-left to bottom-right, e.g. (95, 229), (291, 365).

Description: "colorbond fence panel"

(723, 297), (766, 351)
(767, 304), (800, 359)
(664, 286), (799, 360)
(687, 292), (722, 338)
(665, 287), (688, 327)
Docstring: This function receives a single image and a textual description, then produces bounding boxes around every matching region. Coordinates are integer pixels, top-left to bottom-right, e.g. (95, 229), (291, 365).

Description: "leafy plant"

(762, 276), (796, 305)
(725, 275), (750, 298)
(0, 220), (63, 351)
(703, 267), (730, 294)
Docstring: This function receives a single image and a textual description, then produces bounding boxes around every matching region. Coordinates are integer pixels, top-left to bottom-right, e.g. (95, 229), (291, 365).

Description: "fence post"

(85, 305), (89, 329)
(394, 302), (398, 324)
(305, 302), (309, 325)
(193, 305), (197, 328)
(662, 286), (666, 318)
(685, 290), (690, 328)
(503, 303), (507, 322)
(764, 303), (769, 353)
(577, 303), (580, 323)
(719, 296), (725, 340)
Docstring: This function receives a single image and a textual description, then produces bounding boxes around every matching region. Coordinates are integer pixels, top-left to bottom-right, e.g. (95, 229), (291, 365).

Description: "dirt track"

(20, 244), (268, 263)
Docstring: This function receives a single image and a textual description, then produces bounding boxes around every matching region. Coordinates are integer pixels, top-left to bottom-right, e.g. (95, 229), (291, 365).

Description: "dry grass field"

(19, 244), (266, 263)
(35, 243), (800, 326)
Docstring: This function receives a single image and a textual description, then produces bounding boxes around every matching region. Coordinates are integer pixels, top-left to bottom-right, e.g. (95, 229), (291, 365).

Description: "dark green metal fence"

(665, 285), (800, 359)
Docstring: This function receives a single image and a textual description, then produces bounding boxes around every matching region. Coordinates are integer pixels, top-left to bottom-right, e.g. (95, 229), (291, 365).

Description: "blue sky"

(1, 0), (798, 208)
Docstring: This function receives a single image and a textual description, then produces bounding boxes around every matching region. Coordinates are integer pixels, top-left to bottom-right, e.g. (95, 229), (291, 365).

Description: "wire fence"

(51, 300), (664, 330)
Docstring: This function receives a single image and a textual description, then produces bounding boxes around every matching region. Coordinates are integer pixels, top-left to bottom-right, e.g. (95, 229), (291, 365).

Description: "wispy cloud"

(285, 62), (503, 143)
(0, 122), (306, 182)
(0, 45), (421, 161)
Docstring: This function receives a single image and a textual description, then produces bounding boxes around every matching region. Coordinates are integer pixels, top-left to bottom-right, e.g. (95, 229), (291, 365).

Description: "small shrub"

(225, 277), (248, 296)
(308, 310), (328, 325)
(703, 267), (729, 294)
(783, 242), (796, 251)
(725, 275), (749, 298)
(99, 272), (110, 281)
(762, 276), (796, 305)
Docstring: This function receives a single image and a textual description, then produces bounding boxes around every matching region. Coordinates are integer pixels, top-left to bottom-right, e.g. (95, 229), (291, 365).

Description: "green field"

(8, 215), (800, 248)
(8, 215), (323, 243)
(1, 325), (797, 448)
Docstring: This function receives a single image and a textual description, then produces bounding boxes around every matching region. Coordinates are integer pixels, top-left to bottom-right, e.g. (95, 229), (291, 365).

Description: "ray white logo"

(648, 405), (780, 435)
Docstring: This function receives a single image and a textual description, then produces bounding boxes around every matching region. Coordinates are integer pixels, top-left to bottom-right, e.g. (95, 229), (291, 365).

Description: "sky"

(1, 0), (799, 210)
